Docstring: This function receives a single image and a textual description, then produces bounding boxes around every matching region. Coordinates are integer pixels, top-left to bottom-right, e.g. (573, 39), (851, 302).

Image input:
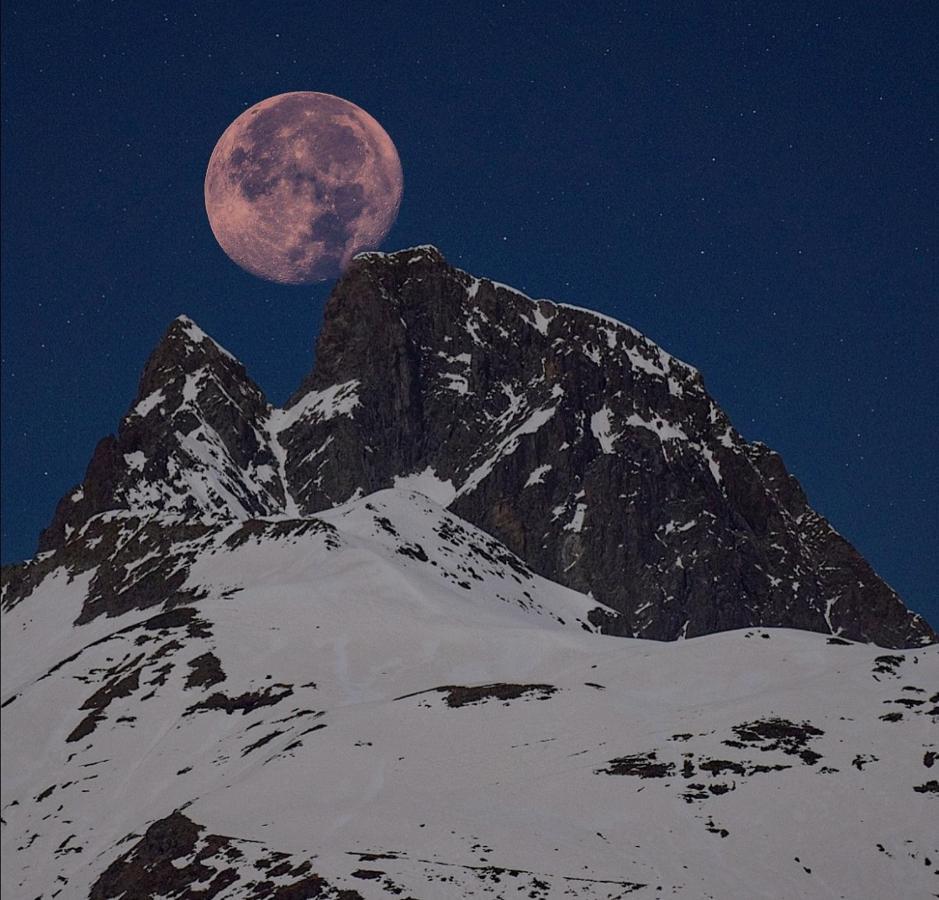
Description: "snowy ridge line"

(173, 313), (238, 362)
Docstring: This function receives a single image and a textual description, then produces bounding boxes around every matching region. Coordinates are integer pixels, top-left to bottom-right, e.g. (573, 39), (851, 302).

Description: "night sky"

(2, 3), (936, 627)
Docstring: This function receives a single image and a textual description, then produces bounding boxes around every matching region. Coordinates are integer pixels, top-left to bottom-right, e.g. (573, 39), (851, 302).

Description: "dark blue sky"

(2, 2), (936, 627)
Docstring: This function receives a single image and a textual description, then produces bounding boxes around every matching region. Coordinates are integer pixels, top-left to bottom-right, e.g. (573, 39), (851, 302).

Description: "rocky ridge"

(30, 246), (935, 648)
(3, 252), (938, 897)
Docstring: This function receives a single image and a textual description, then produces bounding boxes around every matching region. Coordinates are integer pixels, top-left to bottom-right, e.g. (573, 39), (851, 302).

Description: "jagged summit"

(136, 315), (239, 394)
(281, 246), (934, 648)
(38, 315), (286, 552)
(354, 242), (445, 262)
(26, 247), (935, 648)
(354, 245), (694, 372)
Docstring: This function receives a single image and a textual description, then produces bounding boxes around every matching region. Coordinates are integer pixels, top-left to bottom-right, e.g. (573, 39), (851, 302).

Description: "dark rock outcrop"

(280, 246), (934, 648)
(19, 246), (935, 648)
(38, 316), (284, 552)
(90, 810), (360, 899)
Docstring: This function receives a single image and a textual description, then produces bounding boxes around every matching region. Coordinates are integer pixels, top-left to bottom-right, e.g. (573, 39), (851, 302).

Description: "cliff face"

(279, 246), (932, 647)
(29, 246), (935, 648)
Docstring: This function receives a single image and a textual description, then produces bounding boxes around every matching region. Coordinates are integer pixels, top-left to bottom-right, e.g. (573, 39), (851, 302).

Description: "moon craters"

(205, 92), (403, 284)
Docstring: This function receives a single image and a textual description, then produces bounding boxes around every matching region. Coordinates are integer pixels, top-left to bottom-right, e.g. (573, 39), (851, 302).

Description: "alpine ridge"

(33, 246), (934, 648)
(3, 247), (937, 899)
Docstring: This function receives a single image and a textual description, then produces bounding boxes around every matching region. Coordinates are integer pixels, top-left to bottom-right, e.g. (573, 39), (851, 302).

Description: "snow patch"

(564, 502), (588, 533)
(701, 445), (723, 486)
(279, 380), (360, 429)
(124, 452), (146, 472)
(664, 519), (697, 535)
(133, 388), (165, 418)
(624, 412), (690, 443)
(524, 464), (552, 488)
(458, 404), (558, 497)
(392, 468), (457, 506)
(590, 406), (619, 454)
(531, 305), (554, 335)
(583, 343), (602, 365)
(441, 373), (470, 394)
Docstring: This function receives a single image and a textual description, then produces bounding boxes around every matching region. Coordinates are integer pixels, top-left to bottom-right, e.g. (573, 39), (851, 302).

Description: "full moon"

(204, 92), (403, 284)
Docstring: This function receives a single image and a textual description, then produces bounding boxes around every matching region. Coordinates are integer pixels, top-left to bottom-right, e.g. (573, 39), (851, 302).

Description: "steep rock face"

(39, 316), (287, 552)
(281, 246), (933, 648)
(22, 248), (934, 648)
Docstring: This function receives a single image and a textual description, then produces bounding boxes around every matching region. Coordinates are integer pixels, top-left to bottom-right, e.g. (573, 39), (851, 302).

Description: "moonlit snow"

(2, 488), (936, 898)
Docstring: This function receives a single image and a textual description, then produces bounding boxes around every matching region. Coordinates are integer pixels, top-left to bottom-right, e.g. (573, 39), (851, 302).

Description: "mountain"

(33, 246), (934, 648)
(3, 488), (937, 898)
(3, 247), (936, 898)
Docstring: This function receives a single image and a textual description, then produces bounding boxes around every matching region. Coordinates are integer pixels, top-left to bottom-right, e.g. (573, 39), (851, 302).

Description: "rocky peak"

(135, 315), (237, 396)
(38, 316), (287, 552)
(29, 248), (935, 648)
(279, 246), (934, 648)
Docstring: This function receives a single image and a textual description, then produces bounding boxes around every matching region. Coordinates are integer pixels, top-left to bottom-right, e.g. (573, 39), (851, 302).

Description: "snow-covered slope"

(3, 489), (936, 899)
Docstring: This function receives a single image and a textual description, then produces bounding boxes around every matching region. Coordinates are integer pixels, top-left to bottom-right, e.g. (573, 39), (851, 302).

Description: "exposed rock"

(10, 246), (934, 649)
(184, 684), (294, 717)
(723, 717), (824, 764)
(597, 751), (675, 778)
(281, 247), (933, 648)
(395, 683), (557, 708)
(185, 652), (226, 690)
(89, 811), (362, 899)
(38, 316), (285, 553)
